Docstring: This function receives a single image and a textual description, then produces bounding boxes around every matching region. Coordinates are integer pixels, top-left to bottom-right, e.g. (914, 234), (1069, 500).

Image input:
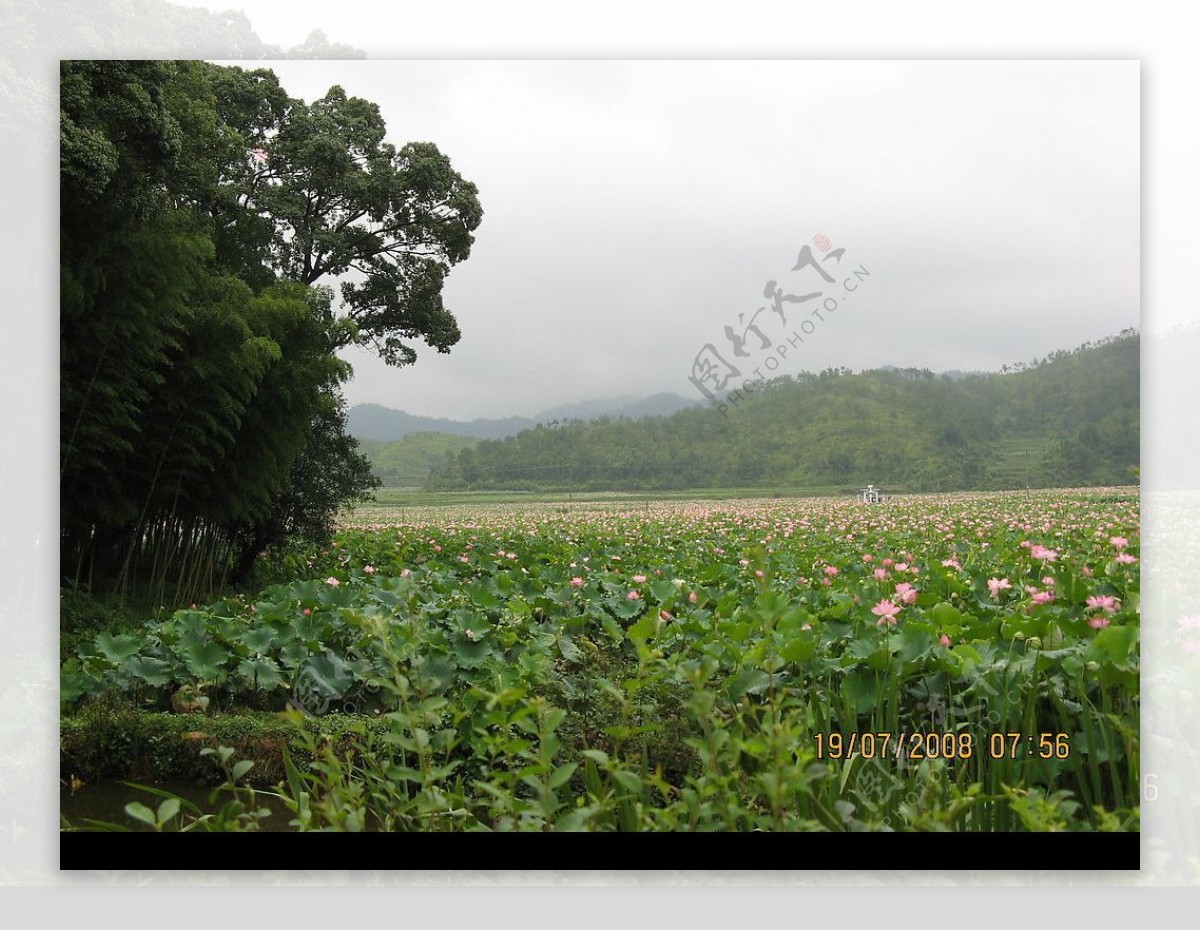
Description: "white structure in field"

(860, 484), (887, 503)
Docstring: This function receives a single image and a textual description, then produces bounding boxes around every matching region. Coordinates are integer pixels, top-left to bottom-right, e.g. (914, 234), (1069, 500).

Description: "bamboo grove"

(60, 60), (483, 606)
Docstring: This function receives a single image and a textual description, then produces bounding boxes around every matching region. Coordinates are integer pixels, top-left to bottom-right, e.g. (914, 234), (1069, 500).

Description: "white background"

(1, 0), (1195, 913)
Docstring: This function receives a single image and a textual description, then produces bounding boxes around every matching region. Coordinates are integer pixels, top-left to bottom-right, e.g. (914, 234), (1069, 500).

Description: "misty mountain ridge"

(348, 392), (702, 442)
(350, 362), (1055, 444)
(425, 331), (1140, 494)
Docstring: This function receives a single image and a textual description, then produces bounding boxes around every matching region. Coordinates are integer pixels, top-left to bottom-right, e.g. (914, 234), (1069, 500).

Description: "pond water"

(61, 778), (297, 832)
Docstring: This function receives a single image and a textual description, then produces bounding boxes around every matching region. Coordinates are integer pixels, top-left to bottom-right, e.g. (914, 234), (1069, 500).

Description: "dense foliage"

(63, 489), (1139, 831)
(426, 331), (1139, 494)
(60, 60), (481, 603)
(356, 432), (481, 487)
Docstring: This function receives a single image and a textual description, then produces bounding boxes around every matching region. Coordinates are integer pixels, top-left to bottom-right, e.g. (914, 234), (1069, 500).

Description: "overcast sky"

(235, 60), (1138, 420)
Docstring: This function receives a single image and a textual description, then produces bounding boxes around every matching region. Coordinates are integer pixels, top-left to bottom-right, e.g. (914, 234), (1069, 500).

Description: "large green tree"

(60, 60), (480, 602)
(211, 70), (484, 366)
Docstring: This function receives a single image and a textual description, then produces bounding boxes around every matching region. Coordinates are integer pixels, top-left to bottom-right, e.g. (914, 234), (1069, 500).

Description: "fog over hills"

(423, 332), (1140, 494)
(347, 392), (701, 442)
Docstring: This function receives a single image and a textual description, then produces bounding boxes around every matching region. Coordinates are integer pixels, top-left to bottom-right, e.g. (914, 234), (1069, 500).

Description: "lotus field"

(62, 488), (1140, 831)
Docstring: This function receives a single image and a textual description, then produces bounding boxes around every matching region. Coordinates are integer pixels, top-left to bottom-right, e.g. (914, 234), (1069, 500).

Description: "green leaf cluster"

(60, 60), (482, 604)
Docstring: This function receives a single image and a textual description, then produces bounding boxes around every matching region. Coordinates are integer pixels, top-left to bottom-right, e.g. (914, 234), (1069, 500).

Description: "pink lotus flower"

(939, 634), (951, 648)
(1087, 616), (1112, 629)
(1115, 553), (1138, 564)
(632, 574), (647, 583)
(325, 577), (340, 587)
(872, 599), (902, 626)
(302, 608), (311, 616)
(754, 569), (764, 578)
(1031, 590), (1055, 606)
(874, 568), (889, 580)
(459, 555), (470, 563)
(400, 568), (411, 578)
(824, 565), (839, 577)
(896, 562), (910, 572)
(626, 590), (641, 601)
(363, 564), (375, 574)
(988, 578), (1011, 599)
(569, 577), (585, 587)
(660, 610), (672, 621)
(688, 592), (698, 603)
(862, 554), (874, 563)
(1030, 544), (1058, 562)
(941, 558), (960, 570)
(1082, 566), (1094, 577)
(1110, 536), (1129, 549)
(894, 582), (918, 605)
(1086, 595), (1120, 614)
(882, 558), (895, 568)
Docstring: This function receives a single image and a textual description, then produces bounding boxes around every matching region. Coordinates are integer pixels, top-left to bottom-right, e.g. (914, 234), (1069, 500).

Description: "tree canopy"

(207, 68), (483, 365)
(60, 60), (482, 603)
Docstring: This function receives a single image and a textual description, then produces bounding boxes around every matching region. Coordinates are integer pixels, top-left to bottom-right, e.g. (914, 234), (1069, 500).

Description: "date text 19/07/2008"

(813, 731), (1072, 762)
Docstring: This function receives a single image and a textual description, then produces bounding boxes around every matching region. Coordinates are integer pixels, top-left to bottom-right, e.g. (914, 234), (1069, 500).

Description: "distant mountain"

(875, 365), (987, 381)
(347, 404), (536, 442)
(535, 392), (700, 421)
(425, 331), (1140, 494)
(356, 432), (481, 486)
(347, 392), (701, 442)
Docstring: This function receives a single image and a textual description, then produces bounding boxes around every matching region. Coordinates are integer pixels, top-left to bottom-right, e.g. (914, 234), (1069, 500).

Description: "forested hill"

(348, 404), (537, 442)
(427, 331), (1139, 493)
(347, 392), (699, 441)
